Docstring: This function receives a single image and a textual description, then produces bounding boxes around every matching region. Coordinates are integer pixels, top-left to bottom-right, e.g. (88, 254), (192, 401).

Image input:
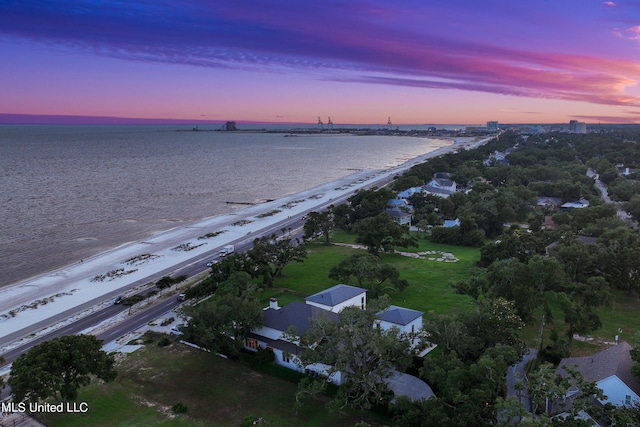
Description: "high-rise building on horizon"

(568, 119), (587, 133)
(486, 121), (499, 131)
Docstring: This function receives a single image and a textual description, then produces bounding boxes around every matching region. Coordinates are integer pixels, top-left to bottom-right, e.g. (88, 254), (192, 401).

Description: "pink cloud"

(602, 1), (617, 7)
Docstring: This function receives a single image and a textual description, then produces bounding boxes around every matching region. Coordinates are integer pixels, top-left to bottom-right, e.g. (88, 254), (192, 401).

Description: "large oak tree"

(9, 335), (116, 404)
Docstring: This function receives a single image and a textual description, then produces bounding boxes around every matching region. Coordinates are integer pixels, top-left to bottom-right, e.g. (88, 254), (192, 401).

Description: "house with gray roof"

(244, 284), (426, 390)
(376, 305), (423, 348)
(305, 284), (366, 312)
(422, 173), (457, 199)
(386, 208), (412, 226)
(557, 342), (640, 407)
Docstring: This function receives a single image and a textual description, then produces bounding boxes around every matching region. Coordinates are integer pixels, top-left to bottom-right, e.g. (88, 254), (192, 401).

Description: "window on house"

(283, 352), (291, 363)
(626, 395), (632, 405)
(361, 297), (365, 309)
(246, 338), (259, 350)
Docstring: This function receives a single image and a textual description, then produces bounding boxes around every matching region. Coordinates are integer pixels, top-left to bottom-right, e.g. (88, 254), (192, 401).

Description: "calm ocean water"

(0, 125), (444, 286)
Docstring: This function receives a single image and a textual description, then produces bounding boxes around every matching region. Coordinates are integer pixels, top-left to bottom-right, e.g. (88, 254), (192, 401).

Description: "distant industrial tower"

(317, 116), (323, 130)
(387, 116), (392, 130)
(327, 116), (333, 131)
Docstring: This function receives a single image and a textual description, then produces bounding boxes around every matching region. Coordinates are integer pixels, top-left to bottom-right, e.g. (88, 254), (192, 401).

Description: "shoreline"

(0, 135), (493, 347)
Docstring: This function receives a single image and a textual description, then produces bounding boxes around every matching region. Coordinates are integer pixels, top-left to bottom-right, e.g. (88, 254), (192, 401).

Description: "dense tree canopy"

(298, 298), (413, 410)
(328, 252), (408, 298)
(9, 335), (116, 404)
(250, 233), (307, 286)
(182, 272), (263, 356)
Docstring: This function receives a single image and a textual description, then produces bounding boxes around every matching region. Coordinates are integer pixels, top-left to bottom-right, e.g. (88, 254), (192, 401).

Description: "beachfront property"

(244, 284), (423, 384)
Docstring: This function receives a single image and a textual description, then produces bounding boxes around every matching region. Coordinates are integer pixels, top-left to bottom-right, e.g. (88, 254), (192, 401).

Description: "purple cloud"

(1, 0), (638, 108)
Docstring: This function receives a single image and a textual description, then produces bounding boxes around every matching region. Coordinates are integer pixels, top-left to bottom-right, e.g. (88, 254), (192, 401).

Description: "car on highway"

(206, 260), (217, 267)
(177, 293), (186, 301)
(114, 296), (125, 304)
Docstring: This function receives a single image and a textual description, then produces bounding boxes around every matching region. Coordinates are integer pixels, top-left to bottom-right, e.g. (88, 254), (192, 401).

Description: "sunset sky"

(1, 0), (640, 125)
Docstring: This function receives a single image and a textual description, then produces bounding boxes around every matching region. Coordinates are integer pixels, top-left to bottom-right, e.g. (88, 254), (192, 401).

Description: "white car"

(206, 260), (218, 267)
(170, 326), (183, 336)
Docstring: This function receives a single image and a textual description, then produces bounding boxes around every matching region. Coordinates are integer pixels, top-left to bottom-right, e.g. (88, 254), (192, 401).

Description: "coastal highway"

(0, 201), (328, 363)
(0, 167), (379, 388)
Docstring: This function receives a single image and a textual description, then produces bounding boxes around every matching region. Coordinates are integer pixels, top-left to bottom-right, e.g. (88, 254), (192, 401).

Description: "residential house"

(304, 284), (366, 312)
(561, 198), (590, 210)
(483, 150), (510, 166)
(245, 299), (342, 381)
(537, 197), (563, 209)
(545, 235), (598, 255)
(386, 208), (412, 226)
(423, 172), (457, 198)
(244, 284), (425, 387)
(556, 342), (640, 408)
(397, 186), (424, 199)
(376, 305), (423, 348)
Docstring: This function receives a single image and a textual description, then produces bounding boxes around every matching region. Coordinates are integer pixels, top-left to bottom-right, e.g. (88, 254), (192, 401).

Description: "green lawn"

(40, 341), (387, 427)
(276, 236), (478, 316)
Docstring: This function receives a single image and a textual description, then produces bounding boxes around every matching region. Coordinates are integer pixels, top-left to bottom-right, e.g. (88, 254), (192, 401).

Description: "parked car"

(170, 326), (183, 336)
(177, 293), (186, 301)
(114, 296), (125, 304)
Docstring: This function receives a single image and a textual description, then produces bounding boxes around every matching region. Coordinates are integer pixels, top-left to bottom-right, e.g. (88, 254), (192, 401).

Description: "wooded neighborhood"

(13, 127), (640, 426)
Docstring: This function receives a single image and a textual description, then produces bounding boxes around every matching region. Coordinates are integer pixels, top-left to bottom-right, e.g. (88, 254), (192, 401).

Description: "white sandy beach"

(0, 136), (493, 350)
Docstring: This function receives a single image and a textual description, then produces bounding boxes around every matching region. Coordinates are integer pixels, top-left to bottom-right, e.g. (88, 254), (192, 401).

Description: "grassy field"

(274, 237), (479, 316)
(39, 341), (388, 427)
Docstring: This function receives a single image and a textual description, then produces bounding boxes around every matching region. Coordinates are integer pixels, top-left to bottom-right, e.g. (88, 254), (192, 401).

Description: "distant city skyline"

(1, 1), (639, 124)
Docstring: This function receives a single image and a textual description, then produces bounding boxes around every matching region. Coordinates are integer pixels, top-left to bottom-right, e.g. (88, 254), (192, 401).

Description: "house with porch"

(244, 284), (424, 385)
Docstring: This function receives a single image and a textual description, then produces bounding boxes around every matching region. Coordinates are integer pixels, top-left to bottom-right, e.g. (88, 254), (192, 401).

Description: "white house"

(423, 172), (457, 198)
(561, 198), (590, 209)
(244, 284), (425, 389)
(556, 342), (640, 408)
(304, 284), (366, 313)
(245, 299), (344, 383)
(376, 305), (423, 348)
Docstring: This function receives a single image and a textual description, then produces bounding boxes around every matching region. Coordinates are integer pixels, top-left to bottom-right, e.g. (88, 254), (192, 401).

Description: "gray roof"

(262, 301), (338, 335)
(246, 332), (301, 355)
(377, 305), (423, 326)
(305, 284), (366, 307)
(557, 342), (640, 396)
(423, 185), (455, 196)
(386, 208), (411, 219)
